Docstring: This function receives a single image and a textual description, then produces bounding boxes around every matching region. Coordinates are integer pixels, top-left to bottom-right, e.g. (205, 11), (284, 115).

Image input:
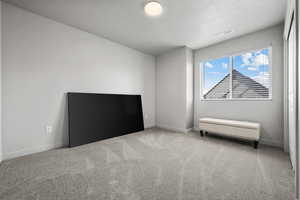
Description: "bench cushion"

(199, 118), (260, 130)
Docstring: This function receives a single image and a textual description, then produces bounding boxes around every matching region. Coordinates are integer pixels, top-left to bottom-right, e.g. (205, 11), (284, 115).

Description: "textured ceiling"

(4, 0), (287, 55)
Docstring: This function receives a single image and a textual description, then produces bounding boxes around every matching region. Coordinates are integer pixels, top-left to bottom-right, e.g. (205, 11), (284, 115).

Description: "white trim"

(3, 127), (154, 161)
(200, 46), (272, 101)
(200, 98), (272, 101)
(200, 62), (204, 100)
(156, 125), (191, 133)
(193, 127), (200, 131)
(193, 127), (282, 148)
(284, 0), (295, 40)
(284, 1), (299, 198)
(3, 142), (65, 160)
(296, 0), (300, 198)
(284, 39), (290, 153)
(145, 126), (156, 130)
(145, 124), (156, 129)
(286, 8), (297, 171)
(269, 46), (273, 99)
(260, 139), (283, 148)
(229, 56), (233, 99)
(198, 45), (273, 63)
(185, 128), (193, 133)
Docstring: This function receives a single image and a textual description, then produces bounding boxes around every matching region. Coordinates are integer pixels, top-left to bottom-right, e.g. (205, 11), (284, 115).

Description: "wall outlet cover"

(46, 126), (52, 134)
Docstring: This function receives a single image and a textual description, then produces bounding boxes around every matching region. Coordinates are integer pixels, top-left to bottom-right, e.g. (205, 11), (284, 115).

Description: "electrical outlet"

(46, 126), (52, 134)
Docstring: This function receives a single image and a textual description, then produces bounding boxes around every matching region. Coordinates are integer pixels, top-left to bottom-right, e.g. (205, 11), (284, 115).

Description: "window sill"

(200, 98), (272, 101)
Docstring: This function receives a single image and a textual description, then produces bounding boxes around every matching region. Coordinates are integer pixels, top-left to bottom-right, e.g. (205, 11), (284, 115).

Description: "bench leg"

(200, 130), (204, 137)
(253, 141), (259, 149)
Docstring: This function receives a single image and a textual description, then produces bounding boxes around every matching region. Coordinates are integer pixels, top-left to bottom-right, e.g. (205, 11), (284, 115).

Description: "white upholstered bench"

(199, 118), (260, 148)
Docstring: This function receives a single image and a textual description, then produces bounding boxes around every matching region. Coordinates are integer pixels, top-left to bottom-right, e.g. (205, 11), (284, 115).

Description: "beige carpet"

(0, 128), (295, 200)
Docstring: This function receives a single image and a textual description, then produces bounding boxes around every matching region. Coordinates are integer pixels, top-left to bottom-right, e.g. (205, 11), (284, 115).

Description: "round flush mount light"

(144, 1), (163, 17)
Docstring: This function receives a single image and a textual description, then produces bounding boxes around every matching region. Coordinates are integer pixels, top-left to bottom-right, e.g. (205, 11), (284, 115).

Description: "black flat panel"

(68, 93), (144, 147)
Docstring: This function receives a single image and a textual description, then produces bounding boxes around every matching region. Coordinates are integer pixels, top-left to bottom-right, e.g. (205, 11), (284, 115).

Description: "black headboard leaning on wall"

(67, 92), (144, 147)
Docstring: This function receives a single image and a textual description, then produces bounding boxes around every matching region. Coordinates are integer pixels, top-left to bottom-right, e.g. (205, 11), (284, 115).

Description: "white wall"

(0, 1), (2, 163)
(297, 0), (300, 198)
(156, 47), (193, 132)
(185, 48), (194, 129)
(2, 3), (156, 159)
(194, 25), (284, 147)
(287, 18), (297, 170)
(283, 1), (298, 198)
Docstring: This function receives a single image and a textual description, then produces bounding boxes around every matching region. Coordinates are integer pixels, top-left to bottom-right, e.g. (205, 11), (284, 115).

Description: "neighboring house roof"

(204, 69), (269, 99)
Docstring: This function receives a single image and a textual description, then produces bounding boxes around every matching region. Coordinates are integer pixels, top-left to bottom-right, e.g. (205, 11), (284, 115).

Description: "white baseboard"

(193, 127), (200, 131)
(156, 125), (191, 133)
(193, 127), (282, 148)
(145, 125), (156, 130)
(145, 124), (156, 129)
(185, 128), (193, 133)
(2, 129), (282, 161)
(4, 142), (65, 160)
(260, 138), (283, 148)
(3, 125), (155, 160)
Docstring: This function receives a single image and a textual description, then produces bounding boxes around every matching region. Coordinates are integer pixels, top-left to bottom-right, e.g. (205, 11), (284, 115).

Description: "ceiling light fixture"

(144, 1), (163, 17)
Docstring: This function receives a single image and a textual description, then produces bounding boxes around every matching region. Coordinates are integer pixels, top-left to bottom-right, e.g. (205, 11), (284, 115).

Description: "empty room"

(0, 0), (299, 199)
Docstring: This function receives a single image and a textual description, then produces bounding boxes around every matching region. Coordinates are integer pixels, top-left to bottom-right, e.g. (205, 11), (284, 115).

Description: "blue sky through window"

(203, 57), (229, 94)
(233, 48), (270, 88)
(202, 48), (270, 95)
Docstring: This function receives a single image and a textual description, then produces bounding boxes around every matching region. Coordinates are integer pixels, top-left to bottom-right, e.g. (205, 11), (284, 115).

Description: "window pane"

(202, 57), (230, 99)
(232, 48), (270, 99)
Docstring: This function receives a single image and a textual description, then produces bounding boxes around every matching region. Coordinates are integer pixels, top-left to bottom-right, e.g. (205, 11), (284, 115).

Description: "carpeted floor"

(0, 128), (295, 200)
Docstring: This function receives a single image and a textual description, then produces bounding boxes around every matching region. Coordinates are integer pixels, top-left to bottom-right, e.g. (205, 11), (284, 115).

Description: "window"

(201, 47), (271, 100)
(202, 57), (230, 99)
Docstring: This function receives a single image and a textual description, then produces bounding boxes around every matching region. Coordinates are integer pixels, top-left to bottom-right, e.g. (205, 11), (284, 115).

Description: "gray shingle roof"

(204, 70), (269, 99)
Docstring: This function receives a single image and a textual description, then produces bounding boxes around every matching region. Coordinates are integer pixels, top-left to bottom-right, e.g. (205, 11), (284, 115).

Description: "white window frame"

(200, 46), (273, 101)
